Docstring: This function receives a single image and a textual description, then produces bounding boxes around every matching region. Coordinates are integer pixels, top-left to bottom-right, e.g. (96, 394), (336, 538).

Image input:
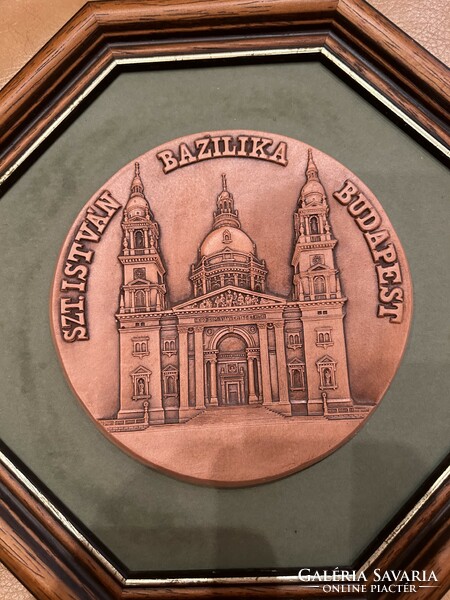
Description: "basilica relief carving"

(51, 131), (412, 486)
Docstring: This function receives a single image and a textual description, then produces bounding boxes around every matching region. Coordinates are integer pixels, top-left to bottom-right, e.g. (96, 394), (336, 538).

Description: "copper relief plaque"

(51, 131), (412, 486)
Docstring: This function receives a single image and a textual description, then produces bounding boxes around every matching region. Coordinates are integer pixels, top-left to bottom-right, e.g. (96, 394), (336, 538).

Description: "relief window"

(237, 274), (248, 287)
(288, 362), (305, 391)
(135, 290), (146, 308)
(133, 267), (146, 280)
(317, 356), (337, 390)
(311, 254), (324, 266)
(313, 275), (326, 295)
(132, 337), (149, 357)
(162, 339), (177, 355)
(310, 216), (319, 234)
(316, 328), (333, 347)
(134, 230), (144, 248)
(287, 333), (302, 349)
(130, 366), (152, 401)
(223, 229), (232, 244)
(163, 367), (179, 397)
(210, 276), (221, 291)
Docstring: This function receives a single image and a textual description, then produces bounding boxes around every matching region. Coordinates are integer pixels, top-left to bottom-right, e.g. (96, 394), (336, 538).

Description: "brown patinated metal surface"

(50, 131), (412, 486)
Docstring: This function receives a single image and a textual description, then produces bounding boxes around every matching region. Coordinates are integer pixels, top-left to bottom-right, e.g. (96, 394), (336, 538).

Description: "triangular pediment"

(308, 263), (328, 272)
(129, 278), (148, 286)
(317, 354), (335, 364)
(162, 365), (178, 372)
(173, 285), (285, 311)
(131, 365), (151, 375)
(288, 358), (305, 365)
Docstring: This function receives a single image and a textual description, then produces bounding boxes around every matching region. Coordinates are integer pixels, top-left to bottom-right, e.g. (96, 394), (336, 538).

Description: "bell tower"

(116, 163), (167, 423)
(118, 162), (167, 313)
(291, 150), (352, 415)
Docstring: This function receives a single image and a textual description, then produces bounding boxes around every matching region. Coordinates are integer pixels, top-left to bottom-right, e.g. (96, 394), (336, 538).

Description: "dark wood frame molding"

(0, 0), (449, 184)
(0, 0), (449, 598)
(1, 444), (448, 599)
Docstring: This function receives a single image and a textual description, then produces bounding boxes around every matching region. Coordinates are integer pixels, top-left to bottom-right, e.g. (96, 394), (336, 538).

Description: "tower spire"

(130, 162), (145, 198)
(297, 149), (327, 209)
(306, 148), (319, 181)
(125, 162), (153, 220)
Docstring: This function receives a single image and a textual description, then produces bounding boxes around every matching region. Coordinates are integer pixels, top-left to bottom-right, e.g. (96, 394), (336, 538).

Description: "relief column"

(178, 325), (190, 419)
(274, 321), (291, 410)
(148, 325), (165, 423)
(257, 323), (272, 404)
(246, 350), (259, 404)
(194, 326), (205, 408)
(210, 355), (219, 406)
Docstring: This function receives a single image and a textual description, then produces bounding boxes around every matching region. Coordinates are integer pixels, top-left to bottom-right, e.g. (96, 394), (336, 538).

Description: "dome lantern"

(213, 173), (241, 229)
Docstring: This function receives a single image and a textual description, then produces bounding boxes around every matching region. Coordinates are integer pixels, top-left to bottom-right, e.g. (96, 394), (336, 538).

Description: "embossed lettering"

(179, 143), (196, 166)
(333, 180), (359, 205)
(94, 191), (121, 217)
(334, 180), (404, 323)
(268, 141), (288, 166)
(195, 137), (213, 160)
(156, 149), (179, 173)
(156, 134), (289, 173)
(60, 189), (121, 342)
(75, 221), (101, 242)
(248, 137), (273, 158)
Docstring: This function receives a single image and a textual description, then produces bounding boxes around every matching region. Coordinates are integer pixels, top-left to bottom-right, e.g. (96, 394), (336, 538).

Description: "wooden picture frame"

(0, 1), (449, 598)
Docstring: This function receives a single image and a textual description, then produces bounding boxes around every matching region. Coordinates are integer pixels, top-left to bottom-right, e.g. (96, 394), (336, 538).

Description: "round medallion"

(50, 131), (412, 486)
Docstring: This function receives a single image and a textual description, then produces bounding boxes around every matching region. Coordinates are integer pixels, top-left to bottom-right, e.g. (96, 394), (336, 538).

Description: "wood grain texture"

(1, 449), (449, 598)
(0, 561), (35, 599)
(0, 464), (122, 599)
(0, 0), (448, 183)
(0, 0), (448, 92)
(365, 476), (450, 600)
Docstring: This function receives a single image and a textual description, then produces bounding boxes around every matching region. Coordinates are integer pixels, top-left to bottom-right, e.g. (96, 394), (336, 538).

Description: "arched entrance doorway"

(216, 334), (248, 406)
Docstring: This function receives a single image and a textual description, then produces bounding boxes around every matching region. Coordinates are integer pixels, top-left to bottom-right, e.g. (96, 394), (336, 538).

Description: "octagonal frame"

(0, 1), (449, 598)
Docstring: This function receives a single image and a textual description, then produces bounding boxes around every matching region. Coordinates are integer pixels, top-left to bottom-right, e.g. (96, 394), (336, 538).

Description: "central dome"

(200, 226), (255, 258)
(190, 175), (268, 297)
